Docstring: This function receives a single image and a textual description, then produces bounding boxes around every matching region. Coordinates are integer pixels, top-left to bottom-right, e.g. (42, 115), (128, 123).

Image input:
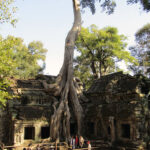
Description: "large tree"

(42, 0), (150, 141)
(74, 25), (137, 89)
(42, 0), (116, 141)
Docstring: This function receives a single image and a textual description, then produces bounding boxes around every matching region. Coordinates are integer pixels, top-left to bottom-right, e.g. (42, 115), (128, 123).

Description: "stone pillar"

(109, 116), (115, 143)
(94, 121), (98, 137)
(35, 124), (41, 141)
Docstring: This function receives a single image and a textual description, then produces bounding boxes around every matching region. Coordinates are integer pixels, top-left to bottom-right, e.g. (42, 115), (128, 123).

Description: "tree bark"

(49, 0), (83, 141)
(90, 61), (99, 79)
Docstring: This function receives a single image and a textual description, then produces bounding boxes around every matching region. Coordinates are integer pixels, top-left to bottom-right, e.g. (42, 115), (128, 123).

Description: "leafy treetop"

(74, 25), (137, 89)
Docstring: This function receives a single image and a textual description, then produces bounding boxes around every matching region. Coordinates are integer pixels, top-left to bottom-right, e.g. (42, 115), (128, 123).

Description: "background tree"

(0, 36), (17, 106)
(129, 23), (150, 77)
(74, 25), (137, 89)
(7, 36), (48, 79)
(0, 35), (47, 107)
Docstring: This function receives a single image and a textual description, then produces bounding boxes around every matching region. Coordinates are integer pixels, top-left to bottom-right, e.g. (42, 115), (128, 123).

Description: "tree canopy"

(8, 36), (48, 79)
(74, 25), (137, 89)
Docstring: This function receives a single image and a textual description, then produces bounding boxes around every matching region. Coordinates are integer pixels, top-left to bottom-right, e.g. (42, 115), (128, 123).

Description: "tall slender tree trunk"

(49, 0), (83, 141)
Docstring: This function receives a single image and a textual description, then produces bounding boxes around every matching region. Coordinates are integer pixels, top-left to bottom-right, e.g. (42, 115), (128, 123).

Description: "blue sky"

(0, 0), (150, 75)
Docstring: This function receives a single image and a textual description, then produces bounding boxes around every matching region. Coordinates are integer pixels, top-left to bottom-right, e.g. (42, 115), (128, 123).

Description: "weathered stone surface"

(1, 72), (150, 150)
(83, 72), (150, 149)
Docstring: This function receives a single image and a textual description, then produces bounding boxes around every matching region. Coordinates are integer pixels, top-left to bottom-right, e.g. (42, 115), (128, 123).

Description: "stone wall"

(84, 72), (150, 149)
(13, 120), (50, 146)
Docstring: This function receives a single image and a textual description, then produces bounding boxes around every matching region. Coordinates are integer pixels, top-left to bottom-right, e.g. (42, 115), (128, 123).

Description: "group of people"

(22, 136), (91, 150)
(69, 135), (91, 150)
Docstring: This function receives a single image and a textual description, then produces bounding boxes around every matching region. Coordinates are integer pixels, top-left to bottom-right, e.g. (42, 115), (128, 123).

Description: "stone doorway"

(41, 126), (50, 139)
(70, 123), (77, 136)
(121, 124), (130, 138)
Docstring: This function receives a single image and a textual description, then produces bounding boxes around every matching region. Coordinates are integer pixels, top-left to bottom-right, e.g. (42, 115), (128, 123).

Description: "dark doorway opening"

(24, 127), (35, 140)
(87, 122), (94, 134)
(70, 123), (77, 136)
(22, 96), (28, 105)
(108, 126), (111, 135)
(41, 126), (50, 139)
(87, 122), (94, 138)
(121, 124), (130, 138)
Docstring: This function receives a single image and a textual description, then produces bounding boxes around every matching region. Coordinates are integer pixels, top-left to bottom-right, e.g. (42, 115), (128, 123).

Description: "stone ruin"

(1, 72), (150, 149)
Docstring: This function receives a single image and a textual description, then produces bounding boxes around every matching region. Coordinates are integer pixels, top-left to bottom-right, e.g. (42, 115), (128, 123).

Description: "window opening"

(22, 96), (28, 105)
(41, 126), (50, 139)
(121, 124), (130, 138)
(87, 122), (94, 135)
(24, 127), (35, 140)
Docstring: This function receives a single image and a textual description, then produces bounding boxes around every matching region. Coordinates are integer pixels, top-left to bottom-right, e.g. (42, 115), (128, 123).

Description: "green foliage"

(74, 25), (137, 89)
(0, 35), (47, 107)
(0, 0), (17, 25)
(129, 23), (150, 76)
(8, 36), (48, 79)
(0, 35), (17, 107)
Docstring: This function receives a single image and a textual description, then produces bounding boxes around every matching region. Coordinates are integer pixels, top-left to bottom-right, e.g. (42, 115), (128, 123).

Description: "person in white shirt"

(87, 141), (91, 150)
(70, 136), (75, 149)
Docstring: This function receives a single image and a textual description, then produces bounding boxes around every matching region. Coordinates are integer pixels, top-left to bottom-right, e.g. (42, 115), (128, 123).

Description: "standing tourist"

(79, 136), (84, 148)
(87, 141), (91, 150)
(75, 135), (79, 148)
(70, 136), (75, 149)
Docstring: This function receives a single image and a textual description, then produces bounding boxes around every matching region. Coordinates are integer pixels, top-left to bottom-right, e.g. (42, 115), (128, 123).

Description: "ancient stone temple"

(84, 72), (150, 149)
(0, 75), (57, 146)
(1, 72), (150, 149)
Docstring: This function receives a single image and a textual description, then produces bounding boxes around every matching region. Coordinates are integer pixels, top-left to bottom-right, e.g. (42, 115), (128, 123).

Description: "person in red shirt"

(75, 135), (79, 148)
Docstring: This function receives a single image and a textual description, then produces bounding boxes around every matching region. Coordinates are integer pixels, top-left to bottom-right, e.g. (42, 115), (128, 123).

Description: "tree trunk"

(99, 60), (102, 77)
(49, 0), (83, 141)
(90, 61), (98, 79)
